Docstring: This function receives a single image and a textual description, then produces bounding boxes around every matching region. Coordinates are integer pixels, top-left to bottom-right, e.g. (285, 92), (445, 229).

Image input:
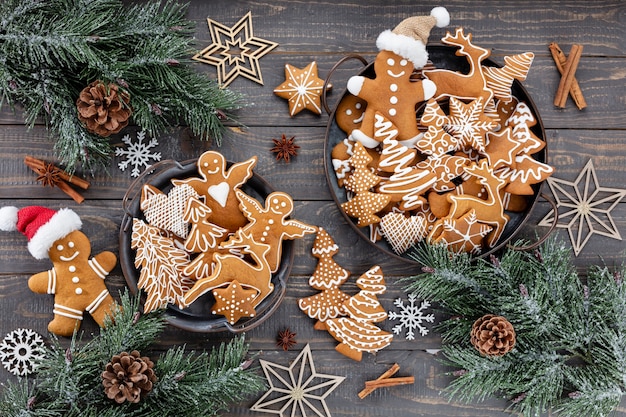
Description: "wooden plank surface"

(1, 0), (626, 416)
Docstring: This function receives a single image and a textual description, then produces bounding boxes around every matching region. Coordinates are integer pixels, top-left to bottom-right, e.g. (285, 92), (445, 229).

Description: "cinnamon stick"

(364, 376), (415, 389)
(24, 156), (90, 190)
(549, 42), (586, 110)
(23, 156), (89, 203)
(554, 44), (583, 108)
(55, 180), (85, 204)
(358, 363), (401, 399)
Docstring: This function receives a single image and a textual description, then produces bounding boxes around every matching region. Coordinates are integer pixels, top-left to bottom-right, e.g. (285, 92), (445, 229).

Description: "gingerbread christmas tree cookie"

(299, 228), (351, 329)
(325, 265), (393, 361)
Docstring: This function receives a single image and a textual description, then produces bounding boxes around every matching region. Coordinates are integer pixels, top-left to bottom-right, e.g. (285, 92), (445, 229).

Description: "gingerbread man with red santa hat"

(0, 205), (117, 337)
(347, 7), (449, 149)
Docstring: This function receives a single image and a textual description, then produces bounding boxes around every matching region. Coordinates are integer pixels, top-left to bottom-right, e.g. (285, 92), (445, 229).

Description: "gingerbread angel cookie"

(0, 206), (117, 337)
(172, 151), (257, 232)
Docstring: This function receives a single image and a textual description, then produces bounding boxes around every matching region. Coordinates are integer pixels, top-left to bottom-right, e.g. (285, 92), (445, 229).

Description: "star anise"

(36, 162), (63, 187)
(276, 328), (297, 351)
(270, 134), (300, 163)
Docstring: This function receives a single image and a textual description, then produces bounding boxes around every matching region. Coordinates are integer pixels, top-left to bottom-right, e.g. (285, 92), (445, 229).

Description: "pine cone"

(77, 80), (131, 137)
(470, 314), (516, 356)
(102, 350), (157, 404)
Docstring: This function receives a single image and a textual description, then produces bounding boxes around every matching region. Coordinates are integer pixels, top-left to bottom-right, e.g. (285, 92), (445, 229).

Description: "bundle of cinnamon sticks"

(550, 42), (586, 110)
(24, 156), (90, 203)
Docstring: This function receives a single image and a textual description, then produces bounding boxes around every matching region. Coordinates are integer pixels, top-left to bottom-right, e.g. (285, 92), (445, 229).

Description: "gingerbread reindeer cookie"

(0, 206), (117, 337)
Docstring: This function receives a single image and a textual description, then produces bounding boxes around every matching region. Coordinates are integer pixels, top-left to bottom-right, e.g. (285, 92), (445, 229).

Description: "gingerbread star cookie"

(274, 61), (326, 116)
(172, 151), (257, 233)
(212, 280), (257, 325)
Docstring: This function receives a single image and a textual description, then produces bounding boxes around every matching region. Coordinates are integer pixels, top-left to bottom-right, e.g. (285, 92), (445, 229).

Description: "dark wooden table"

(2, 1), (626, 416)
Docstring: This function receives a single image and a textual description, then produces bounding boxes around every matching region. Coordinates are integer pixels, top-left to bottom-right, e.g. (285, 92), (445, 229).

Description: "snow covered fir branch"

(0, 292), (265, 417)
(0, 0), (244, 172)
(403, 238), (626, 417)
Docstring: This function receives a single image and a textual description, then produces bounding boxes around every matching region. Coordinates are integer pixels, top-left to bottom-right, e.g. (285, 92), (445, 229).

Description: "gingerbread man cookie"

(227, 189), (317, 273)
(347, 7), (449, 148)
(172, 151), (257, 233)
(0, 206), (117, 337)
(347, 49), (436, 148)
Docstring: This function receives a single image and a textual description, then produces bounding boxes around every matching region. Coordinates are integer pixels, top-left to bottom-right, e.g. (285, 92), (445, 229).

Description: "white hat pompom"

(430, 7), (450, 28)
(0, 206), (19, 231)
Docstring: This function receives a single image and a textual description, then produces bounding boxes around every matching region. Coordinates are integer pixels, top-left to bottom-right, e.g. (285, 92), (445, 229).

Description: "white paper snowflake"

(0, 328), (46, 376)
(388, 294), (435, 340)
(115, 130), (161, 177)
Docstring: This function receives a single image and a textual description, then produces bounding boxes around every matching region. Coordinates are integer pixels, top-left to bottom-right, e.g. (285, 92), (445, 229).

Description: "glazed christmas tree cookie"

(483, 52), (535, 103)
(298, 228), (351, 330)
(325, 265), (393, 361)
(182, 196), (230, 280)
(131, 219), (193, 313)
(341, 142), (391, 227)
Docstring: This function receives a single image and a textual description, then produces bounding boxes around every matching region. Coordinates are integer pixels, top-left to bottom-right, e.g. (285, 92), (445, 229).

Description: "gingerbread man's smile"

(386, 70), (405, 78)
(60, 251), (79, 261)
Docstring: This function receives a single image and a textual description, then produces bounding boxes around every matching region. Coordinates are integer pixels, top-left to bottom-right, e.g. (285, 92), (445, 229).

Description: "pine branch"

(0, 291), (264, 416)
(0, 0), (245, 172)
(403, 237), (626, 417)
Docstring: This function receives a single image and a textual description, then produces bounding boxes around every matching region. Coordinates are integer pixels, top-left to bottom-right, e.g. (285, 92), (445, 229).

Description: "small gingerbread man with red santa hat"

(0, 206), (117, 337)
(347, 7), (449, 149)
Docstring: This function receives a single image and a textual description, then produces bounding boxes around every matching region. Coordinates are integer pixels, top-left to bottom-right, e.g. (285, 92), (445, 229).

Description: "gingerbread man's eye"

(400, 59), (408, 66)
(56, 244), (64, 251)
(386, 58), (395, 66)
(68, 242), (75, 248)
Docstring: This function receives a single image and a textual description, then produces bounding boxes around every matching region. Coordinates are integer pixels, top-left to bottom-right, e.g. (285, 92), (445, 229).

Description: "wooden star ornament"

(193, 11), (278, 87)
(274, 61), (327, 116)
(251, 344), (345, 417)
(538, 159), (626, 256)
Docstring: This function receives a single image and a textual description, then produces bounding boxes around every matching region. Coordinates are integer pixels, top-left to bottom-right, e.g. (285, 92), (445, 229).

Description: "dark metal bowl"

(119, 159), (293, 332)
(323, 45), (547, 264)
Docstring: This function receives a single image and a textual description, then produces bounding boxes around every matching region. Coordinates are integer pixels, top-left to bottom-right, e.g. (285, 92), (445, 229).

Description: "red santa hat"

(0, 206), (82, 260)
(376, 6), (450, 69)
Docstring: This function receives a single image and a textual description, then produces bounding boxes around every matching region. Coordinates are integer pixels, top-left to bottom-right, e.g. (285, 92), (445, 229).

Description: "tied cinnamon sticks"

(24, 156), (90, 203)
(550, 42), (586, 110)
(358, 363), (414, 399)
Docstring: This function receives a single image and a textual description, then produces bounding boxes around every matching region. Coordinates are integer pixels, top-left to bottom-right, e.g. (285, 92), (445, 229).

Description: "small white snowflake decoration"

(388, 294), (435, 340)
(115, 130), (161, 177)
(0, 328), (46, 376)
